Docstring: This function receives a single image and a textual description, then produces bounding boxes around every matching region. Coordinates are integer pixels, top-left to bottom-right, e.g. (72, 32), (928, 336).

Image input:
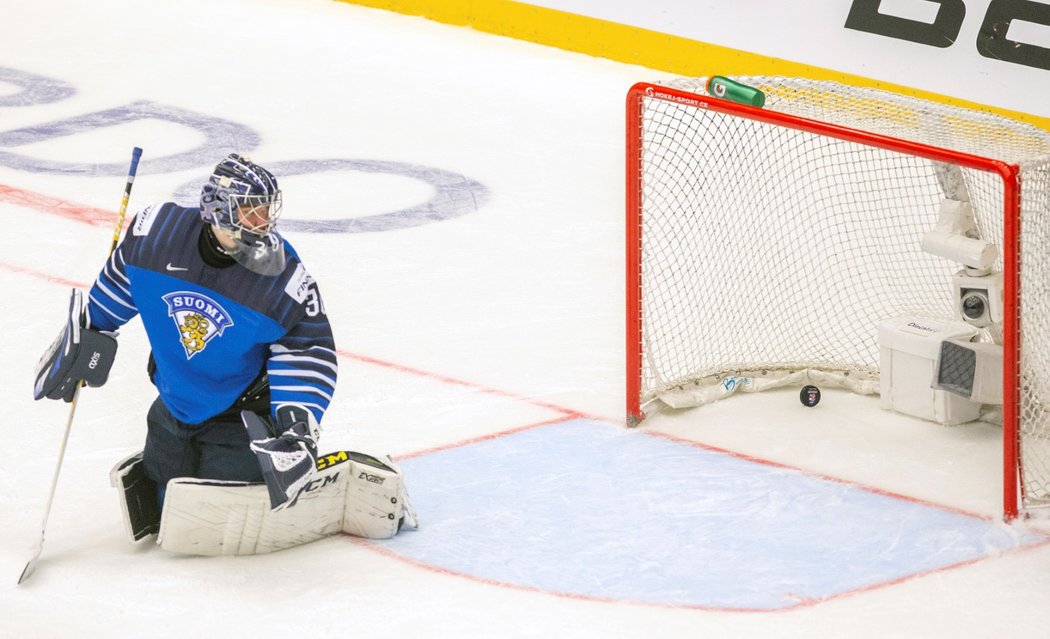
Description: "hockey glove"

(244, 405), (320, 511)
(34, 288), (118, 402)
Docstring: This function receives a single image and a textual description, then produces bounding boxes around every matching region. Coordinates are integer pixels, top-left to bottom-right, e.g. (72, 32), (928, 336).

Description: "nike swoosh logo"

(166, 263), (189, 272)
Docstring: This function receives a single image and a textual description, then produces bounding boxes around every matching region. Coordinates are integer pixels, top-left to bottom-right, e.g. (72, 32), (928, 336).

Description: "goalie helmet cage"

(625, 76), (1050, 520)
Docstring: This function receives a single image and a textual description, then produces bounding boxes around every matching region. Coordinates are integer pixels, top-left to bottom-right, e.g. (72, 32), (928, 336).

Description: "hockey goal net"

(626, 76), (1050, 519)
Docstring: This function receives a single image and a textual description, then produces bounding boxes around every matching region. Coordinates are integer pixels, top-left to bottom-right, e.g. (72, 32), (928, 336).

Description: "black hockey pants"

(142, 397), (267, 502)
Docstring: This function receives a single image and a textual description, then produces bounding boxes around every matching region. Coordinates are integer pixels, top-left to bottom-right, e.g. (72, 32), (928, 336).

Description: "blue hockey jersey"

(86, 203), (337, 426)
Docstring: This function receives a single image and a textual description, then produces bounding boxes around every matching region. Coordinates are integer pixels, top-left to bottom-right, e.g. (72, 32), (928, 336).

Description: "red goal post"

(625, 77), (1050, 520)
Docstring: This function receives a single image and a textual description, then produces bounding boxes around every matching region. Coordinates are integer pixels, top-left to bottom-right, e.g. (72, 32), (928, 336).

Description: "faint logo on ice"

(175, 159), (490, 234)
(0, 66), (490, 235)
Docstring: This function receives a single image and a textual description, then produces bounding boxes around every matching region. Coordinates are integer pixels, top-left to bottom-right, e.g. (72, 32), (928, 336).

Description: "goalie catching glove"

(34, 288), (118, 402)
(244, 405), (320, 511)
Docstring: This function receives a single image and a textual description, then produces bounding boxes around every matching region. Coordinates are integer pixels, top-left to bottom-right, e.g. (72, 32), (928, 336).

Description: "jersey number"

(304, 287), (325, 317)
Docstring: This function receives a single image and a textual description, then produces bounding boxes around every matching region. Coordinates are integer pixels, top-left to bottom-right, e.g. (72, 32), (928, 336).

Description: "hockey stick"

(18, 147), (142, 585)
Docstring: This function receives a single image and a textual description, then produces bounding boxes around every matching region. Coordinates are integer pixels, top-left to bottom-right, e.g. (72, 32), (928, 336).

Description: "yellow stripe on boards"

(339, 0), (1050, 131)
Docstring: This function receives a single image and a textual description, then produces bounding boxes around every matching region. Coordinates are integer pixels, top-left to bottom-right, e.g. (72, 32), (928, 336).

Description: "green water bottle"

(706, 76), (765, 107)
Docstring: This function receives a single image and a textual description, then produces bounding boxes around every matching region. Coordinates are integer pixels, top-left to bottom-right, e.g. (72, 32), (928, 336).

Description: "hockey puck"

(800, 385), (821, 407)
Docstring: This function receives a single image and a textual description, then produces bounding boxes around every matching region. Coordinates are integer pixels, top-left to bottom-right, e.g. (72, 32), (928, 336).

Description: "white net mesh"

(634, 76), (1050, 510)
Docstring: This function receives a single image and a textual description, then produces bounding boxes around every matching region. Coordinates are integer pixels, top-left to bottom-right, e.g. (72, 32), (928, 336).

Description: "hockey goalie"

(34, 153), (417, 557)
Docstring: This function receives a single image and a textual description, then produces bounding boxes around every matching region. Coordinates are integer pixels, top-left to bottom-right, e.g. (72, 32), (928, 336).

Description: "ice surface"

(1, 0), (1049, 637)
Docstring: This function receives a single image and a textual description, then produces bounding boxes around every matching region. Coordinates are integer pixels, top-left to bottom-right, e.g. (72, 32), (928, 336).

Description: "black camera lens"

(962, 293), (986, 320)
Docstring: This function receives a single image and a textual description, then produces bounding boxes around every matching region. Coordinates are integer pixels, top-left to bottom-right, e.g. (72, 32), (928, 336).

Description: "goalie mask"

(200, 153), (286, 276)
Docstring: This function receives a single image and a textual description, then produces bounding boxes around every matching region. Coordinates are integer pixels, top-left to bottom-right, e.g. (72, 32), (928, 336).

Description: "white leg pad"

(110, 451), (161, 543)
(342, 452), (413, 539)
(157, 450), (415, 556)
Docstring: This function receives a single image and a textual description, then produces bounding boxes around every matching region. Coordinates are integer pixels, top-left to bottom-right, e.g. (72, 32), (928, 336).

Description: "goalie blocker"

(110, 448), (417, 556)
(34, 288), (117, 402)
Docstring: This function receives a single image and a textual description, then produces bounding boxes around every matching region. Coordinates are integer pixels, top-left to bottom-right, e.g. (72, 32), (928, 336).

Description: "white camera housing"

(953, 270), (1003, 329)
(920, 199), (998, 272)
(878, 316), (982, 424)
